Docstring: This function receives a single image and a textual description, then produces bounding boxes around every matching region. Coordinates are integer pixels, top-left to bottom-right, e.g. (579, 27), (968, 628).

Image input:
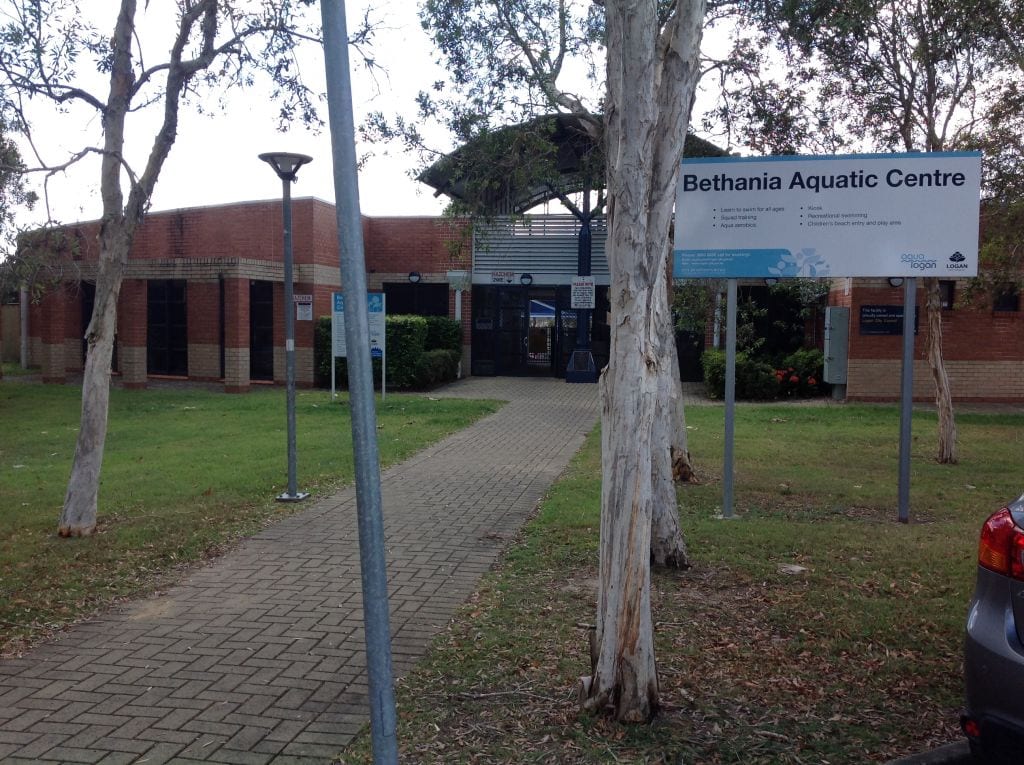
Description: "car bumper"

(964, 567), (1024, 760)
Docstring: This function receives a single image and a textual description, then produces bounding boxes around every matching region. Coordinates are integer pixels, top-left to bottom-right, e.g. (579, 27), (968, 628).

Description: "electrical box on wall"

(824, 307), (850, 385)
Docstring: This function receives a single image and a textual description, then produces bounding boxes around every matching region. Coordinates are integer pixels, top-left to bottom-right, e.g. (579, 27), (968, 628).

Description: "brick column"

(40, 286), (68, 383)
(186, 281), (220, 381)
(223, 277), (250, 393)
(118, 279), (148, 389)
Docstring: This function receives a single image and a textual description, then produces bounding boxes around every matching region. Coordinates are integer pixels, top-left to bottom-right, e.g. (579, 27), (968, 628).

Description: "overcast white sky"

(15, 1), (452, 228)
(13, 2), (732, 229)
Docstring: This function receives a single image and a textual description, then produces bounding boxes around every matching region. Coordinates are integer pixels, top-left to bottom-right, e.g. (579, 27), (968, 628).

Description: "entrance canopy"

(420, 113), (726, 215)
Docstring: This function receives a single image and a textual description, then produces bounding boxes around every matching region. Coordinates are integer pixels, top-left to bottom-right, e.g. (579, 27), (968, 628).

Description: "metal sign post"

(897, 277), (916, 523)
(722, 278), (737, 519)
(320, 1), (397, 762)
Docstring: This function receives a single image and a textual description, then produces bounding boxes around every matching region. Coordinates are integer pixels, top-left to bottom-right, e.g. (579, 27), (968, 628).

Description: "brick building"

(15, 197), (1024, 401)
(826, 277), (1024, 402)
(22, 199), (472, 392)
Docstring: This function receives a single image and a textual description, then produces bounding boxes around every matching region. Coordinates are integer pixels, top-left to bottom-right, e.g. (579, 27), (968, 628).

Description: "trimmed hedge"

(314, 314), (462, 390)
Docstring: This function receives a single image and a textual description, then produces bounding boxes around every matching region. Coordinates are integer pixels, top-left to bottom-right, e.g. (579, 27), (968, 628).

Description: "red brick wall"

(841, 279), (1024, 401)
(364, 217), (471, 276)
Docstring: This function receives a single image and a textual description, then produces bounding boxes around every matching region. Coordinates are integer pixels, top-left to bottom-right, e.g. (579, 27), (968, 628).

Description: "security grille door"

(496, 288), (528, 374)
(147, 280), (187, 376)
(249, 280), (274, 381)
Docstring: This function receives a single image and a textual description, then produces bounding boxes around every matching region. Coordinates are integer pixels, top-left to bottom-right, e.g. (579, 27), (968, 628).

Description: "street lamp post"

(259, 151), (313, 503)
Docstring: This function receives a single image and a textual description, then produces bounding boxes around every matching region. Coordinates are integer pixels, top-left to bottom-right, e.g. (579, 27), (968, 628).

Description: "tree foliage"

(712, 0), (1021, 464)
(0, 117), (42, 298)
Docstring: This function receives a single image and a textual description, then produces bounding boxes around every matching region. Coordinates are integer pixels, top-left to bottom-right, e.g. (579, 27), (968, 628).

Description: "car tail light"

(978, 508), (1024, 580)
(961, 714), (982, 739)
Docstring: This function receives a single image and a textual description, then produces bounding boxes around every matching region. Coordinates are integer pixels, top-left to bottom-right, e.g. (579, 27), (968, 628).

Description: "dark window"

(147, 279), (188, 376)
(382, 282), (449, 316)
(939, 280), (955, 310)
(249, 280), (274, 381)
(994, 285), (1020, 313)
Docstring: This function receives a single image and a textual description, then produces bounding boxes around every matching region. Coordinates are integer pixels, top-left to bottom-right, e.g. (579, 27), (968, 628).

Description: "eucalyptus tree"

(0, 0), (339, 536)
(586, 0), (704, 721)
(0, 119), (34, 254)
(720, 0), (1008, 464)
(406, 0), (698, 573)
(405, 0), (706, 720)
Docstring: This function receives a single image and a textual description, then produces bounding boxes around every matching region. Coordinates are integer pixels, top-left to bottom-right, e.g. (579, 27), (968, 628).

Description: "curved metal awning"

(419, 113), (727, 215)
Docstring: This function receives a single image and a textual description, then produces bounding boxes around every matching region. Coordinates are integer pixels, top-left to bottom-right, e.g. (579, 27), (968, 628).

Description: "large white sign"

(674, 152), (981, 278)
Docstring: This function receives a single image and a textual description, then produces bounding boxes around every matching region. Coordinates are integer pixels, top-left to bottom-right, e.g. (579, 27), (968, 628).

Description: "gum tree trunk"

(651, 259), (690, 568)
(583, 0), (703, 722)
(923, 276), (957, 463)
(60, 0), (210, 534)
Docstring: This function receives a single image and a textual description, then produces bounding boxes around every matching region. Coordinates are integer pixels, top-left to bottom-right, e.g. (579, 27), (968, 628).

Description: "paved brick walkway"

(0, 378), (599, 764)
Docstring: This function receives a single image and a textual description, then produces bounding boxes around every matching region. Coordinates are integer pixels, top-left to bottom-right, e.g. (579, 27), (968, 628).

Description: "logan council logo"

(949, 251), (969, 270)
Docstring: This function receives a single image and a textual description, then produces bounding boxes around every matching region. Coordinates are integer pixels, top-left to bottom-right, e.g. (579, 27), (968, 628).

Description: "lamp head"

(259, 152), (313, 182)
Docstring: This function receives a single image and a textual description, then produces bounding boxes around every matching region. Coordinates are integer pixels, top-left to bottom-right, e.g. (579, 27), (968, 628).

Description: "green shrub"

(314, 314), (462, 391)
(701, 349), (779, 400)
(416, 349), (461, 388)
(386, 315), (430, 389)
(737, 356), (778, 400)
(701, 349), (727, 398)
(423, 316), (461, 353)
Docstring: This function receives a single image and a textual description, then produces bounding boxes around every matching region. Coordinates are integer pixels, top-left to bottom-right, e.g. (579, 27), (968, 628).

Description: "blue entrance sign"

(674, 152), (981, 279)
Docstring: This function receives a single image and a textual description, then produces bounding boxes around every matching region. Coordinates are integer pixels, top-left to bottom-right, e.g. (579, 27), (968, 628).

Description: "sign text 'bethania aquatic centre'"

(673, 152), (981, 279)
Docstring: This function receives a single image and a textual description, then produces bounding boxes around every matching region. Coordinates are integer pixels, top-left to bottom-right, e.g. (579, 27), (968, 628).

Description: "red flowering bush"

(775, 350), (825, 398)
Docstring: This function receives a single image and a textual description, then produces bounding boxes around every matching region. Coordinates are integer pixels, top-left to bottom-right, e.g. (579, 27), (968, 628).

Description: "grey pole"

(320, 1), (398, 763)
(281, 177), (308, 501)
(260, 152), (312, 504)
(897, 277), (916, 523)
(19, 286), (29, 368)
(722, 278), (738, 519)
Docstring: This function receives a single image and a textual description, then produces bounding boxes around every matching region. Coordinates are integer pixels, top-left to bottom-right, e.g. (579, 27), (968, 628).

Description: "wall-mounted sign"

(490, 270), (515, 284)
(294, 294), (313, 322)
(859, 304), (919, 335)
(571, 276), (596, 309)
(674, 152), (981, 278)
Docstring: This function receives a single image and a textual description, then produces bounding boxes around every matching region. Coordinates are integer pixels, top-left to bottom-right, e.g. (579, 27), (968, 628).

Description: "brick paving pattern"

(0, 378), (599, 764)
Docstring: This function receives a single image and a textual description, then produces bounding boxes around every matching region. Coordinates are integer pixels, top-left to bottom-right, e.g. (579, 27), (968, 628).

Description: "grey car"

(963, 494), (1024, 762)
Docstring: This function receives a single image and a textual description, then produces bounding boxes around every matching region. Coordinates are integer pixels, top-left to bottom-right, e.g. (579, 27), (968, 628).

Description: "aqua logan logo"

(900, 252), (937, 270)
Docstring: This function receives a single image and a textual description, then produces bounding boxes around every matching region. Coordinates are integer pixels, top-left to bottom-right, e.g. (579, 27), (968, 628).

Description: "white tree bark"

(651, 257), (690, 569)
(584, 0), (703, 721)
(923, 277), (958, 463)
(59, 0), (214, 534)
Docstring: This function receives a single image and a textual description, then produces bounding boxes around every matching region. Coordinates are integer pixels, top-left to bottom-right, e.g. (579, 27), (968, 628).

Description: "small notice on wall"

(859, 304), (919, 335)
(571, 276), (595, 309)
(294, 294), (313, 321)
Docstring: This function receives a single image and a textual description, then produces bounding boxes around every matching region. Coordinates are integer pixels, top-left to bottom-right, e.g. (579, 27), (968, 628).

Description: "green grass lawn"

(0, 381), (498, 655)
(339, 402), (1024, 764)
